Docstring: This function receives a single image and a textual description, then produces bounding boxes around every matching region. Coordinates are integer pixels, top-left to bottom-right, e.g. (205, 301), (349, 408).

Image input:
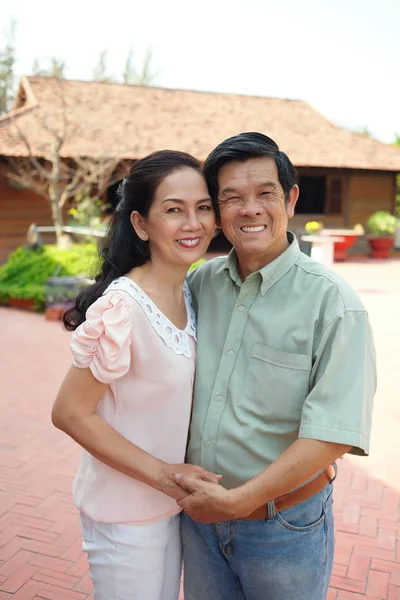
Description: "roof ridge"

(25, 75), (306, 104)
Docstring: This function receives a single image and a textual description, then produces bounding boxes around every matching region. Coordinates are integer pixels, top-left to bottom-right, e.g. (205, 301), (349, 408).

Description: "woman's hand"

(157, 463), (222, 501)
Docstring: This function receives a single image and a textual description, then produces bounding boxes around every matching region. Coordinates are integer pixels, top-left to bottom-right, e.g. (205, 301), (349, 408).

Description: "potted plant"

(366, 210), (396, 258)
(321, 224), (363, 261)
(304, 221), (324, 235)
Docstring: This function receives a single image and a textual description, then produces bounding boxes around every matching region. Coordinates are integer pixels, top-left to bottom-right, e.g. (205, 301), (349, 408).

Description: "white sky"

(2, 0), (400, 143)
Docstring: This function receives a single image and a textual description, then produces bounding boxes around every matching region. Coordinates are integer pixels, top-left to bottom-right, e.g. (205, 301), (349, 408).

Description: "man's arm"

(177, 438), (349, 522)
(178, 309), (376, 523)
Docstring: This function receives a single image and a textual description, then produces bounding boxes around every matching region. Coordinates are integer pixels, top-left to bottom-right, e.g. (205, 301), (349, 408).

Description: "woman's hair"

(63, 150), (202, 331)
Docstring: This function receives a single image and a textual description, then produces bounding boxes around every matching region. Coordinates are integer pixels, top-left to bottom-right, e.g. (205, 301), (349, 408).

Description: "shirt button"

(204, 440), (212, 447)
(238, 305), (245, 312)
(227, 349), (234, 356)
(216, 395), (224, 402)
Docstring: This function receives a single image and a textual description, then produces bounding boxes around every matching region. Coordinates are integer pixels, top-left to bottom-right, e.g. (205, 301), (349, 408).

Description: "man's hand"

(176, 474), (236, 523)
(157, 463), (222, 502)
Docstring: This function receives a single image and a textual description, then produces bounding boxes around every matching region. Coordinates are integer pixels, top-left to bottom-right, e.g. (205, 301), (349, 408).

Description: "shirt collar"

(223, 231), (300, 295)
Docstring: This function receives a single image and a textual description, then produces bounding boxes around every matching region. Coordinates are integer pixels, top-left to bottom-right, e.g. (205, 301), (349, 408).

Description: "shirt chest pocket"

(239, 343), (311, 421)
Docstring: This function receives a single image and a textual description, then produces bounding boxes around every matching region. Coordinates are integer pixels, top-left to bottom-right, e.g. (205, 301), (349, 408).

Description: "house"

(1, 76), (400, 261)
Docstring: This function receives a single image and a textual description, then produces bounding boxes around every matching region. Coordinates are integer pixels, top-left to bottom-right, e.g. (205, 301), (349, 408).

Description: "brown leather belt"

(243, 464), (335, 520)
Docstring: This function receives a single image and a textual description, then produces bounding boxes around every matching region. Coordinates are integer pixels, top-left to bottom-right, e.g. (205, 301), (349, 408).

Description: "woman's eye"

(199, 204), (213, 211)
(167, 207), (180, 213)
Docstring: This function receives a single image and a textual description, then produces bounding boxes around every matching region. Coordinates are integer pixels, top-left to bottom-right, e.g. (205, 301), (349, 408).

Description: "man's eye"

(260, 192), (271, 196)
(167, 207), (180, 213)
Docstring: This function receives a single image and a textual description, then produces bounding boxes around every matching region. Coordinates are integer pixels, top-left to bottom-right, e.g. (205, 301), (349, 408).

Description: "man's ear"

(130, 211), (149, 241)
(286, 185), (299, 219)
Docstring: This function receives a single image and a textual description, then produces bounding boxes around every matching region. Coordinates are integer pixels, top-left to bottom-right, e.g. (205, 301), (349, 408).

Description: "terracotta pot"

(9, 297), (35, 311)
(322, 231), (359, 261)
(45, 306), (64, 321)
(367, 236), (394, 259)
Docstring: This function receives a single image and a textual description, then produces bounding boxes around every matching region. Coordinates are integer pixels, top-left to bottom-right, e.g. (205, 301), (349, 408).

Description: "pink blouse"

(70, 276), (196, 524)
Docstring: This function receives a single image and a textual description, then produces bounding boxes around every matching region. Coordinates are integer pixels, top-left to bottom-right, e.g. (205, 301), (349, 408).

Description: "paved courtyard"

(0, 257), (399, 599)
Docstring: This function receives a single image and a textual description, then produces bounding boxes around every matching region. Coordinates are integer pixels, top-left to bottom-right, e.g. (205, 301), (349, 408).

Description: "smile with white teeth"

(240, 225), (266, 233)
(177, 237), (200, 247)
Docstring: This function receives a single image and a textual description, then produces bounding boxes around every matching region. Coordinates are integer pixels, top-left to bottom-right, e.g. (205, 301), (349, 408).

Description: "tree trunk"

(49, 186), (64, 245)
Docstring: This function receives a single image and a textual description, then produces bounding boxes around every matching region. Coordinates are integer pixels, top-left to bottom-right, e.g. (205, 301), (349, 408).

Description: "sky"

(1, 0), (400, 143)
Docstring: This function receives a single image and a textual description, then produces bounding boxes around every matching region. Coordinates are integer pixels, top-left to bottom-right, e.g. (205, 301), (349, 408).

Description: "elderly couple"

(52, 133), (376, 600)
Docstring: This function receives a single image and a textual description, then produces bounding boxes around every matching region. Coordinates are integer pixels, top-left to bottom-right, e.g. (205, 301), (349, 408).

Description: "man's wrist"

(229, 485), (262, 519)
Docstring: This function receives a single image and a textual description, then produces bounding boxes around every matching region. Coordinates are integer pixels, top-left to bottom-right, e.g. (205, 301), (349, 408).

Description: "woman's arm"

(52, 365), (220, 501)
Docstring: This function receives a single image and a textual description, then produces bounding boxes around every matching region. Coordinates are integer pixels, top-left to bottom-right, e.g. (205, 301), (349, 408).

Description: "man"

(176, 132), (376, 600)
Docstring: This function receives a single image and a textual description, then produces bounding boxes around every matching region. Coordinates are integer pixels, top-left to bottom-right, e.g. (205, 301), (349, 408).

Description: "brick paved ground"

(0, 257), (399, 599)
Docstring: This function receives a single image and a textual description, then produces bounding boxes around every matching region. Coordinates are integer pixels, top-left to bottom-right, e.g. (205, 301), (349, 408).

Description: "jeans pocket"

(276, 490), (326, 532)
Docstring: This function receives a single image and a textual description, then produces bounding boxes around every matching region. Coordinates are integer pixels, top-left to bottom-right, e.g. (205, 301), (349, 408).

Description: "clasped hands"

(158, 462), (240, 524)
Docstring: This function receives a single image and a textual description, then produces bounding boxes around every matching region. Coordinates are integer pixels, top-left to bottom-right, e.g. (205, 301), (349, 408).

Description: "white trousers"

(80, 513), (182, 600)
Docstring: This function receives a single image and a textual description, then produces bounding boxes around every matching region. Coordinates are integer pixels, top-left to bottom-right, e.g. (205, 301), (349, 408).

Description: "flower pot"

(9, 297), (35, 311)
(367, 236), (394, 259)
(322, 230), (359, 261)
(45, 306), (65, 321)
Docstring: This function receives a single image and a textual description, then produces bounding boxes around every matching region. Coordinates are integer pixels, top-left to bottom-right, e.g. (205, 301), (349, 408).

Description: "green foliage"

(0, 243), (98, 310)
(123, 46), (157, 85)
(31, 56), (66, 78)
(367, 211), (397, 237)
(68, 195), (110, 229)
(0, 18), (16, 115)
(0, 243), (206, 310)
(93, 50), (115, 83)
(395, 136), (400, 218)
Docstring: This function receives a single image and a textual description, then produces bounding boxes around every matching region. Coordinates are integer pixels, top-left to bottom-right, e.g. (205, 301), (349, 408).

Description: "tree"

(31, 56), (66, 79)
(0, 18), (16, 115)
(395, 134), (400, 217)
(123, 46), (157, 85)
(5, 79), (130, 244)
(93, 50), (115, 83)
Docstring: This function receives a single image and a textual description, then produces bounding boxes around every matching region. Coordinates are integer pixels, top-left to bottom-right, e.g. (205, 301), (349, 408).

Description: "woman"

(52, 150), (218, 600)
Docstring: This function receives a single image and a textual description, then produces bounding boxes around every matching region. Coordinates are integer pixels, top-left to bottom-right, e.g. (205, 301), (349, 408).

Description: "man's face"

(217, 157), (299, 266)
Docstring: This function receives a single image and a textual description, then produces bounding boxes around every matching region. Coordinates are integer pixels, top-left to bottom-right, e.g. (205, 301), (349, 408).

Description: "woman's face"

(132, 168), (215, 268)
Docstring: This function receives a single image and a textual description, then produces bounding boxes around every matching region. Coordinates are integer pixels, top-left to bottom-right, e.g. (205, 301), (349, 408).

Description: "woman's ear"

(130, 211), (149, 241)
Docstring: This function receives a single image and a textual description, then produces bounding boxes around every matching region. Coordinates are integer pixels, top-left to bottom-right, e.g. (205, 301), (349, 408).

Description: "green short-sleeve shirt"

(187, 232), (376, 490)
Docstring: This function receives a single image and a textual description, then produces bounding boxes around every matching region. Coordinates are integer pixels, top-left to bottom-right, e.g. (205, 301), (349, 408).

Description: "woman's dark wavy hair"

(63, 150), (202, 331)
(203, 132), (299, 217)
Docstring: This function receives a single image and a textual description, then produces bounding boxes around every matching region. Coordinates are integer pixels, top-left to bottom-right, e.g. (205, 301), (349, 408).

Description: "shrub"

(0, 245), (207, 311)
(0, 244), (99, 311)
(367, 211), (397, 237)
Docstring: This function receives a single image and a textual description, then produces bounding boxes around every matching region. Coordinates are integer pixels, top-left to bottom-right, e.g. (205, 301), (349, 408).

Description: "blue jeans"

(181, 483), (334, 600)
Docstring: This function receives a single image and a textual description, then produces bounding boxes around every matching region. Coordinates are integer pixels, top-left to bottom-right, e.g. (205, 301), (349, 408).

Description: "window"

(297, 175), (344, 215)
(297, 177), (326, 214)
(326, 178), (343, 214)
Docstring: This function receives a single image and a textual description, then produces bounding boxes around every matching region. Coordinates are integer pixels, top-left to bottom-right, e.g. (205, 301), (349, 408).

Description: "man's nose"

(239, 198), (263, 218)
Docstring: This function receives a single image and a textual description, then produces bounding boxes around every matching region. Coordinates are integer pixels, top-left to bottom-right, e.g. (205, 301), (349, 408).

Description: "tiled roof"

(1, 76), (400, 171)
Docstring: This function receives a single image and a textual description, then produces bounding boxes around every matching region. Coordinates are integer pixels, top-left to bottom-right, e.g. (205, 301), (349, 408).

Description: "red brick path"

(0, 257), (399, 599)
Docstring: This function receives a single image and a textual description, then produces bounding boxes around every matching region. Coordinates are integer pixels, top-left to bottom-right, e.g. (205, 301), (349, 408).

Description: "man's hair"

(203, 132), (299, 213)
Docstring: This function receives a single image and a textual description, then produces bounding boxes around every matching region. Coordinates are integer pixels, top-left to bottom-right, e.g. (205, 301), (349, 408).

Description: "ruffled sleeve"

(70, 292), (132, 384)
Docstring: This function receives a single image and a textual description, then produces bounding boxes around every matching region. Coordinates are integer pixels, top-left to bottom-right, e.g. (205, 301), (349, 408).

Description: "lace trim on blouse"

(105, 277), (197, 358)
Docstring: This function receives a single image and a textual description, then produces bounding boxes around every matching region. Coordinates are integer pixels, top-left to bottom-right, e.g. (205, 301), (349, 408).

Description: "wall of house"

(348, 173), (395, 226)
(0, 173), (56, 262)
(292, 169), (396, 230)
(0, 167), (396, 263)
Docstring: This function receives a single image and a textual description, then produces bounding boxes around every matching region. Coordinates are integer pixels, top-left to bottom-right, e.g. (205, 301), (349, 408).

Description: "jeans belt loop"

(266, 500), (276, 521)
